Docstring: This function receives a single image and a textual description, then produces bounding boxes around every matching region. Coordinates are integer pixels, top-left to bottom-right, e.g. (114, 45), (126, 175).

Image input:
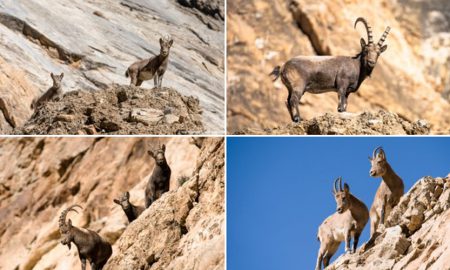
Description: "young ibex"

(31, 72), (64, 110)
(368, 146), (404, 238)
(59, 205), (112, 270)
(316, 177), (369, 270)
(113, 191), (145, 223)
(125, 35), (173, 87)
(270, 17), (390, 122)
(145, 144), (171, 208)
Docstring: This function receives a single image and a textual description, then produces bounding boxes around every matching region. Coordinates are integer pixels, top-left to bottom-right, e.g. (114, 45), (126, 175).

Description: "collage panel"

(0, 0), (225, 135)
(0, 137), (224, 269)
(227, 0), (450, 135)
(227, 137), (450, 269)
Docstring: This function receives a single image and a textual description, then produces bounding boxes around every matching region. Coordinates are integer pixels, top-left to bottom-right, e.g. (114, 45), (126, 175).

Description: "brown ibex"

(31, 72), (64, 110)
(59, 205), (112, 270)
(145, 144), (171, 208)
(270, 17), (390, 122)
(316, 177), (369, 270)
(125, 35), (173, 87)
(113, 191), (145, 223)
(368, 146), (404, 238)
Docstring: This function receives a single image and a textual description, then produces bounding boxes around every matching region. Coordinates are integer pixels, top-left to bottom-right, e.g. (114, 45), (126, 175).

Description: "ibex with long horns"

(368, 146), (404, 238)
(270, 17), (390, 122)
(316, 177), (369, 270)
(59, 205), (112, 270)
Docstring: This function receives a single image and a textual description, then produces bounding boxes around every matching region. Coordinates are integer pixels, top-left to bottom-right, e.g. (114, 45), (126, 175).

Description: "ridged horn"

(354, 17), (373, 44)
(59, 204), (82, 230)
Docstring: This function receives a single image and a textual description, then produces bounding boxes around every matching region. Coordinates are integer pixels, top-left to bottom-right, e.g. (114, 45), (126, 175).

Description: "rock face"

(0, 137), (224, 270)
(328, 175), (450, 270)
(234, 110), (430, 135)
(227, 0), (450, 134)
(15, 85), (204, 135)
(0, 0), (224, 134)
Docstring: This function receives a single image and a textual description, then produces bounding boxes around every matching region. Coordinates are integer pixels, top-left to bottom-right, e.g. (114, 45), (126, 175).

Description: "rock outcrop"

(0, 137), (224, 270)
(234, 110), (430, 135)
(0, 0), (224, 134)
(227, 0), (450, 134)
(15, 85), (204, 135)
(328, 175), (450, 270)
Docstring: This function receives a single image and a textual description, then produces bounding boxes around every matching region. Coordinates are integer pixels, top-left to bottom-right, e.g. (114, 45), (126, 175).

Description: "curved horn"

(354, 17), (373, 44)
(59, 204), (82, 230)
(372, 146), (383, 158)
(338, 177), (343, 191)
(333, 177), (340, 193)
(377, 26), (391, 47)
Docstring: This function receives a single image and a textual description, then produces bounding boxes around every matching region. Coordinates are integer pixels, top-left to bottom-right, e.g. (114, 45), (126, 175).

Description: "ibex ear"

(380, 45), (387, 53)
(51, 73), (55, 79)
(147, 150), (155, 158)
(113, 199), (120, 205)
(125, 191), (130, 198)
(368, 156), (372, 161)
(161, 144), (166, 152)
(344, 183), (350, 193)
(169, 39), (173, 46)
(159, 38), (163, 44)
(60, 72), (64, 79)
(360, 38), (366, 50)
(67, 219), (72, 228)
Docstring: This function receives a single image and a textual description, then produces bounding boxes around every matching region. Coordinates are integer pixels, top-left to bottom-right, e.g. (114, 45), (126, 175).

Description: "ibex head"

(159, 35), (173, 57)
(114, 192), (131, 210)
(59, 204), (82, 250)
(369, 146), (387, 177)
(354, 17), (390, 70)
(332, 177), (351, 214)
(148, 144), (167, 166)
(50, 72), (64, 88)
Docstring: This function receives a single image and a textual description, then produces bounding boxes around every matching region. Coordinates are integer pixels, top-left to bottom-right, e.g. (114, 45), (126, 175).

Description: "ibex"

(316, 177), (369, 270)
(145, 144), (171, 208)
(270, 17), (390, 122)
(113, 191), (145, 223)
(31, 72), (64, 110)
(125, 35), (173, 87)
(368, 147), (404, 238)
(59, 205), (112, 270)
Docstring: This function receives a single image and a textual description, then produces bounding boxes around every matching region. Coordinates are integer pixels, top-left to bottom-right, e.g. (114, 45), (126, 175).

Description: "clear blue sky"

(227, 137), (450, 270)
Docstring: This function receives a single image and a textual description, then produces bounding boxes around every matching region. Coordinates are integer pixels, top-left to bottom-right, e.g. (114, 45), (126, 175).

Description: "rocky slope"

(227, 0), (450, 134)
(15, 85), (204, 135)
(0, 0), (224, 134)
(328, 174), (450, 270)
(234, 110), (430, 135)
(0, 137), (224, 270)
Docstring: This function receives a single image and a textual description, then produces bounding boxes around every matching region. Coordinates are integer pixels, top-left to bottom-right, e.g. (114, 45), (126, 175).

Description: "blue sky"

(227, 137), (450, 270)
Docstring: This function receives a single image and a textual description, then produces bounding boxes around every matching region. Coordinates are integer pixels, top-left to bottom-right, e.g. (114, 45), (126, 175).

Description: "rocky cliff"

(0, 0), (224, 134)
(227, 0), (450, 134)
(0, 137), (224, 270)
(328, 174), (450, 270)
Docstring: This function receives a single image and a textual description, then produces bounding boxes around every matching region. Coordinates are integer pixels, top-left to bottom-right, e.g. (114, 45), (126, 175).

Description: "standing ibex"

(59, 205), (112, 270)
(316, 177), (369, 270)
(113, 191), (145, 223)
(31, 72), (64, 110)
(270, 17), (390, 122)
(368, 146), (404, 238)
(125, 35), (173, 87)
(145, 144), (171, 208)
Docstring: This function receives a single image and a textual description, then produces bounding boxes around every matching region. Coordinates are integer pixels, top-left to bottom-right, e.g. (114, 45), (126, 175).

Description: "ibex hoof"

(293, 116), (300, 123)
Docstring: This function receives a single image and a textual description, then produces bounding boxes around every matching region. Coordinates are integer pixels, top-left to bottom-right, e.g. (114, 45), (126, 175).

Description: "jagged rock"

(227, 0), (450, 134)
(0, 137), (223, 270)
(0, 0), (224, 134)
(329, 175), (450, 269)
(234, 110), (430, 135)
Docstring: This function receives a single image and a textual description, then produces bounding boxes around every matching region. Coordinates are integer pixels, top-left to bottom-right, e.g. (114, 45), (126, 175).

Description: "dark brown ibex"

(59, 205), (112, 270)
(368, 146), (404, 238)
(270, 17), (390, 122)
(31, 72), (64, 110)
(316, 177), (369, 270)
(145, 144), (171, 208)
(125, 35), (173, 87)
(113, 191), (145, 223)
